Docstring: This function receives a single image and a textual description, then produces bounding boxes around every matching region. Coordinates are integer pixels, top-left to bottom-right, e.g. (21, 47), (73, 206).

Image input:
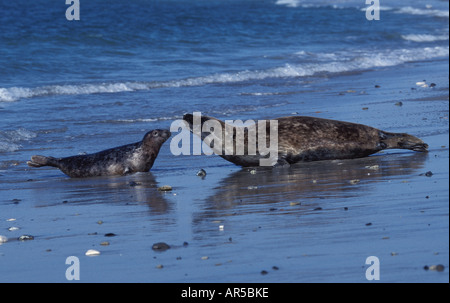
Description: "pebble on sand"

(85, 249), (101, 256)
(18, 235), (34, 241)
(158, 185), (173, 192)
(420, 171), (433, 177)
(349, 179), (360, 185)
(424, 264), (445, 272)
(152, 242), (171, 251)
(0, 235), (7, 244)
(196, 169), (207, 177)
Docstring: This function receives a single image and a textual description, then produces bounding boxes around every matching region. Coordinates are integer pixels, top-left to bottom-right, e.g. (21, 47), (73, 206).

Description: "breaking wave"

(0, 128), (37, 153)
(1, 46), (448, 103)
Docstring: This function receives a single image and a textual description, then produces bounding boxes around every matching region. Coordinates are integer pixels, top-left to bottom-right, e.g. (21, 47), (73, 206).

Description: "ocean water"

(0, 0), (449, 283)
(1, 0), (448, 148)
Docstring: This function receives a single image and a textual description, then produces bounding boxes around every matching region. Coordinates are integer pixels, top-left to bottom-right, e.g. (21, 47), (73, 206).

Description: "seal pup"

(183, 114), (428, 167)
(27, 129), (171, 178)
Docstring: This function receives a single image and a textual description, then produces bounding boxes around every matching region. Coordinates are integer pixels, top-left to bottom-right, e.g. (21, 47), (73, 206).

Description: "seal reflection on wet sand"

(27, 129), (171, 178)
(183, 114), (428, 167)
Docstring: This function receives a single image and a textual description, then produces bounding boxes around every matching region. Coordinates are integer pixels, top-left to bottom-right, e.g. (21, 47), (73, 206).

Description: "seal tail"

(27, 155), (60, 168)
(379, 131), (428, 152)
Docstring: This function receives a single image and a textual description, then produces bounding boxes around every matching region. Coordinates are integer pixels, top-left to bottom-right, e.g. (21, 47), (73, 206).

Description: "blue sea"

(1, 0), (448, 156)
(0, 0), (448, 283)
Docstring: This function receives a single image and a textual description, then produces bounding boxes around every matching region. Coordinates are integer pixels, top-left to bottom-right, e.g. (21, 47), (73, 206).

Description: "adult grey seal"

(183, 114), (428, 167)
(27, 129), (171, 178)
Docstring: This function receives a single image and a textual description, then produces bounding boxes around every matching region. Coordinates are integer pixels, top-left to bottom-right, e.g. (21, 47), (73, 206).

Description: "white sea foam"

(0, 82), (150, 103)
(275, 0), (302, 8)
(0, 128), (37, 152)
(396, 6), (449, 18)
(1, 46), (448, 103)
(401, 34), (449, 42)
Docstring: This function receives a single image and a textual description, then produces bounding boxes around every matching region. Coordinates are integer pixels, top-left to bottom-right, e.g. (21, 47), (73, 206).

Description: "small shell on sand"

(85, 249), (101, 256)
(18, 235), (34, 241)
(0, 235), (8, 244)
(196, 169), (207, 177)
(152, 242), (171, 251)
(349, 179), (360, 185)
(158, 185), (173, 192)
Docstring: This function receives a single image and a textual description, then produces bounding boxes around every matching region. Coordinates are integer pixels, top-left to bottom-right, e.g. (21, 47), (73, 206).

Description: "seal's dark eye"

(153, 131), (159, 136)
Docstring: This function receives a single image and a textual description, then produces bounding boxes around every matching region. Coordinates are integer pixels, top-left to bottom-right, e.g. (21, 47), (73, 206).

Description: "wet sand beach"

(1, 58), (448, 283)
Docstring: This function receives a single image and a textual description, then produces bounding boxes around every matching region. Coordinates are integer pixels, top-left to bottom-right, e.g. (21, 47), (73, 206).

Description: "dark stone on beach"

(261, 270), (268, 275)
(158, 185), (173, 192)
(129, 181), (140, 187)
(375, 85), (380, 88)
(152, 242), (171, 251)
(104, 233), (116, 237)
(424, 264), (445, 272)
(395, 101), (403, 106)
(272, 266), (279, 270)
(183, 241), (189, 247)
(12, 199), (21, 204)
(434, 265), (445, 272)
(365, 223), (372, 226)
(18, 235), (34, 241)
(196, 169), (207, 177)
(420, 171), (433, 177)
(344, 207), (348, 211)
(430, 83), (436, 87)
(313, 207), (322, 211)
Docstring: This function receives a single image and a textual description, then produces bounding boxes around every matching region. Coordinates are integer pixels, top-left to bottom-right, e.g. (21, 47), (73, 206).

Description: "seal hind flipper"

(27, 155), (60, 168)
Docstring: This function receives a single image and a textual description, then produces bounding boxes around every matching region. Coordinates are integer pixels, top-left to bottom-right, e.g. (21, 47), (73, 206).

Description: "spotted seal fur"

(27, 129), (171, 178)
(183, 114), (428, 167)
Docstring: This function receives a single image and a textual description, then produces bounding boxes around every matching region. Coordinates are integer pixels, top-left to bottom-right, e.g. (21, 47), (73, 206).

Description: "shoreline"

(1, 56), (449, 282)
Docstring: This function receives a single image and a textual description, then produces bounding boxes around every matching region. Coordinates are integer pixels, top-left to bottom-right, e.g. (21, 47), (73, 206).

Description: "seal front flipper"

(27, 155), (60, 168)
(273, 158), (290, 168)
